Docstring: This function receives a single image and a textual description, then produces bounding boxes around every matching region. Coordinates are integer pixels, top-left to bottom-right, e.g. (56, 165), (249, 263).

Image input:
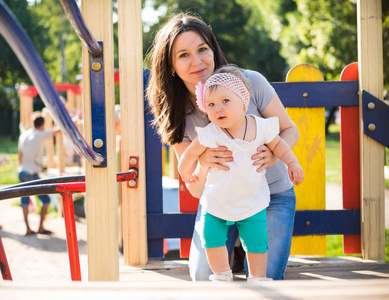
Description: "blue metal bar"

(90, 42), (107, 167)
(58, 0), (102, 57)
(0, 0), (103, 165)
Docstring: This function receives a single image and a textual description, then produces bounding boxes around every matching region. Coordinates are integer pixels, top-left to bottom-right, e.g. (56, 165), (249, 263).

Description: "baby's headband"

(195, 73), (250, 113)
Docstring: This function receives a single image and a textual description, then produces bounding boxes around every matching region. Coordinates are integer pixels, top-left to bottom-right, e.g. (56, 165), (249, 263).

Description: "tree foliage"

(0, 0), (388, 136)
(142, 0), (287, 81)
(0, 0), (43, 110)
(248, 0), (358, 81)
(28, 0), (82, 84)
(0, 0), (82, 112)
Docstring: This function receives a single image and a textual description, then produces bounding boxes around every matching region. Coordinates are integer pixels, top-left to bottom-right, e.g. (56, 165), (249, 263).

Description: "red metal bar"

(0, 171), (138, 282)
(0, 233), (12, 280)
(61, 192), (82, 281)
(55, 182), (86, 193)
(117, 169), (138, 183)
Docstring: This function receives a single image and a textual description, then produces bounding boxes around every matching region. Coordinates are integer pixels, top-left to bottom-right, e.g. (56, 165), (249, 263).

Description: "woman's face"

(171, 31), (215, 94)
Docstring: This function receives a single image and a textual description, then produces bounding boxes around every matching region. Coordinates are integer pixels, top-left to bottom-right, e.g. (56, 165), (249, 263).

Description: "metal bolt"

(368, 123), (376, 131)
(129, 157), (138, 166)
(93, 138), (104, 148)
(128, 180), (137, 188)
(305, 220), (311, 227)
(367, 102), (375, 110)
(302, 92), (308, 98)
(91, 61), (102, 72)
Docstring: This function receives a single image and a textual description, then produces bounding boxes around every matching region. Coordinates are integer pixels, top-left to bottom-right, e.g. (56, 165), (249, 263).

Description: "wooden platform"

(1, 254), (389, 299)
(1, 195), (389, 298)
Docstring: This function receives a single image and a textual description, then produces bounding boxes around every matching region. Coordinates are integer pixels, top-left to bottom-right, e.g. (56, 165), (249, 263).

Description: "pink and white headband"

(195, 72), (250, 113)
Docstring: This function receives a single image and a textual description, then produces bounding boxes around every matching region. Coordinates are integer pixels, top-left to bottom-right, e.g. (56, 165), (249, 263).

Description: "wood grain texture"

(82, 0), (119, 281)
(117, 0), (148, 266)
(357, 0), (385, 260)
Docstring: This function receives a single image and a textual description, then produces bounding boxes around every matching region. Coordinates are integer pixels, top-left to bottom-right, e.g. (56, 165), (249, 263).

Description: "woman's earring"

(172, 71), (176, 77)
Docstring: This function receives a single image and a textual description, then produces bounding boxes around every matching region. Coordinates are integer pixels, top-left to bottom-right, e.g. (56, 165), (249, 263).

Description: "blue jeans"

(188, 187), (296, 281)
(19, 171), (51, 206)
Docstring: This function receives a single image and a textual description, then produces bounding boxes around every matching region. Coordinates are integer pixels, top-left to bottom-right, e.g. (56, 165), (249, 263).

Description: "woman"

(146, 13), (300, 281)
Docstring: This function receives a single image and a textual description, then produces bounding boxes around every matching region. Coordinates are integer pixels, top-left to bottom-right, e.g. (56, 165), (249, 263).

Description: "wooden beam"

(20, 95), (32, 130)
(81, 0), (119, 280)
(357, 0), (385, 260)
(117, 0), (148, 265)
(42, 108), (55, 169)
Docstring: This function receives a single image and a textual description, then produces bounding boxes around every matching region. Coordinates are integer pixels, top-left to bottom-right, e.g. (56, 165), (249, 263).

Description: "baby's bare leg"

(206, 246), (231, 273)
(246, 252), (267, 277)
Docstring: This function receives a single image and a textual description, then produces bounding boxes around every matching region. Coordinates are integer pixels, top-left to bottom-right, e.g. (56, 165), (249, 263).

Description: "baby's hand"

(287, 161), (304, 186)
(182, 173), (199, 184)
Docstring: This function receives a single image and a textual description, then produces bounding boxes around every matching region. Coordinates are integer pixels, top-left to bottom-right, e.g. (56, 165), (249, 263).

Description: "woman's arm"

(253, 93), (300, 172)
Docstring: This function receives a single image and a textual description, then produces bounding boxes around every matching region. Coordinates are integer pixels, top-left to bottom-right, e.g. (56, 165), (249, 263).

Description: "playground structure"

(0, 0), (387, 284)
(19, 83), (84, 174)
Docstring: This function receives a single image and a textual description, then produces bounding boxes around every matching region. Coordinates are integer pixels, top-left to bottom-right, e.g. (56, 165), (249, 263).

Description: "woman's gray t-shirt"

(183, 69), (293, 194)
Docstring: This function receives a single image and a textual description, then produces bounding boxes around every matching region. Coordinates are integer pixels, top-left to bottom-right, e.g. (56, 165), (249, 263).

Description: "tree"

(143, 0), (287, 81)
(248, 0), (358, 81)
(29, 0), (82, 84)
(0, 0), (44, 111)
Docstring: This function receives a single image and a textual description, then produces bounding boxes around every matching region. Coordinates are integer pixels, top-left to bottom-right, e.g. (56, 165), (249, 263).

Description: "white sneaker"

(247, 275), (273, 283)
(209, 270), (233, 282)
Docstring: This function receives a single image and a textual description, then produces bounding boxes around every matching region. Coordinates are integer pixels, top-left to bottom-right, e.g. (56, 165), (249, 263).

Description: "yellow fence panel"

(286, 64), (326, 255)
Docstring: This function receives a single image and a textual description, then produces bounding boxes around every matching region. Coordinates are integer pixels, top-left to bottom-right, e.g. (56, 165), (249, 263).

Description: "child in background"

(178, 65), (304, 283)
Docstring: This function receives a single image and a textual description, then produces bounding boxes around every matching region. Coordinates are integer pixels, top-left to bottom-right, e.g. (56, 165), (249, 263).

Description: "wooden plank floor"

(1, 190), (389, 298)
(119, 255), (389, 283)
(2, 256), (388, 299)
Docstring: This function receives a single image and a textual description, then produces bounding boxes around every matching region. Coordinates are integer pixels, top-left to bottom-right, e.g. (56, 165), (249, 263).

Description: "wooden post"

(67, 90), (75, 115)
(56, 132), (65, 174)
(357, 0), (385, 260)
(20, 95), (33, 130)
(117, 0), (148, 265)
(286, 64), (326, 255)
(42, 108), (55, 169)
(81, 0), (119, 280)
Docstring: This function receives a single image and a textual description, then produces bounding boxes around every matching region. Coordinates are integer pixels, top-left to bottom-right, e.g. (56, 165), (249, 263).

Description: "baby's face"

(205, 86), (246, 130)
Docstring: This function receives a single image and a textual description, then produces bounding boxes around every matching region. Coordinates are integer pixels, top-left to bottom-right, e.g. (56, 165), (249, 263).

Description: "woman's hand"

(198, 146), (233, 171)
(252, 145), (278, 173)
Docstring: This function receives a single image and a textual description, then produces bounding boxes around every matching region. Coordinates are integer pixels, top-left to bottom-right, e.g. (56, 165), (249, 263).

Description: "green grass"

(325, 124), (389, 188)
(326, 230), (389, 264)
(387, 229), (389, 263)
(0, 136), (19, 184)
(325, 124), (342, 184)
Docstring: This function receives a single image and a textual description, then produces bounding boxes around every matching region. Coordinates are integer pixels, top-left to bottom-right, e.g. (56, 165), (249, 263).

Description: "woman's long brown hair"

(146, 13), (228, 145)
